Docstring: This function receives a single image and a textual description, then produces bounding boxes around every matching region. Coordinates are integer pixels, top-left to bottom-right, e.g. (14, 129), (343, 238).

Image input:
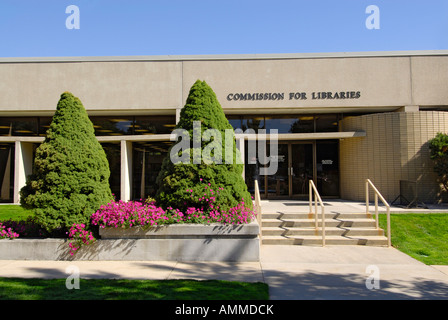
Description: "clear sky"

(0, 0), (447, 57)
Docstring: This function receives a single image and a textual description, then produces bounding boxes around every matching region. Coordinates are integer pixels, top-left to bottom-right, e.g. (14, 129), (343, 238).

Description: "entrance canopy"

(235, 131), (366, 141)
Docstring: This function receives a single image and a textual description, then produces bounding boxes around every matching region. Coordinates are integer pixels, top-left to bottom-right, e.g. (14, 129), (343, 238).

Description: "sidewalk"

(260, 245), (448, 299)
(259, 198), (448, 214)
(1, 245), (448, 300)
(1, 200), (448, 299)
(256, 199), (448, 299)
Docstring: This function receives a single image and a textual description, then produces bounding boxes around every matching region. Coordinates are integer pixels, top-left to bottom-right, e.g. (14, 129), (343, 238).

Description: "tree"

(155, 80), (252, 212)
(20, 92), (112, 232)
(429, 132), (448, 192)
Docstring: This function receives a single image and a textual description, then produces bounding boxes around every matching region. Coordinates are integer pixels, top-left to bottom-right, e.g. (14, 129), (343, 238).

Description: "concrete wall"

(183, 56), (412, 112)
(412, 56), (448, 106)
(0, 61), (182, 114)
(0, 238), (260, 261)
(0, 52), (447, 116)
(0, 222), (260, 261)
(340, 111), (448, 204)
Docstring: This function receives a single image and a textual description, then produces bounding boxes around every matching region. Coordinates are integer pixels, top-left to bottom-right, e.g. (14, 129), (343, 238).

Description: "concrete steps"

(262, 226), (385, 236)
(262, 212), (373, 219)
(261, 211), (388, 246)
(262, 218), (378, 228)
(262, 235), (389, 246)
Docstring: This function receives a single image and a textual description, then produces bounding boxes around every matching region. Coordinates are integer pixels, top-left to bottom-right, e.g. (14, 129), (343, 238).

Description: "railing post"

(309, 180), (325, 247)
(366, 179), (369, 215)
(254, 180), (262, 238)
(375, 193), (379, 229)
(366, 178), (391, 248)
(309, 180), (312, 215)
(321, 206), (325, 247)
(387, 207), (391, 247)
(314, 192), (318, 230)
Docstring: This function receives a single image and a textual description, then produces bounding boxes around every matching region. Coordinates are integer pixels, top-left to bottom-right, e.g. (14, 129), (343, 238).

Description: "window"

(0, 144), (14, 202)
(227, 114), (340, 133)
(134, 116), (176, 135)
(91, 116), (176, 136)
(315, 114), (339, 132)
(226, 115), (242, 130)
(90, 117), (134, 136)
(132, 141), (173, 200)
(0, 117), (38, 136)
(101, 143), (121, 198)
(242, 116), (265, 131)
(287, 116), (314, 133)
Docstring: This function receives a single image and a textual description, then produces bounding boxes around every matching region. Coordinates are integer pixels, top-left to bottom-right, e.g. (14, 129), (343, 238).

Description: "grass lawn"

(0, 278), (269, 300)
(378, 213), (448, 265)
(0, 205), (269, 301)
(0, 205), (33, 221)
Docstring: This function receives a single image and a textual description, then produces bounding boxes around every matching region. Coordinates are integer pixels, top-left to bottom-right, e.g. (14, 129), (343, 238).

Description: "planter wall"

(0, 222), (260, 262)
(99, 222), (260, 239)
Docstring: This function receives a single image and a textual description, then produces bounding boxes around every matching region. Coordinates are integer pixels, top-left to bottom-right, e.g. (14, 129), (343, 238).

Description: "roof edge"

(1, 50), (448, 63)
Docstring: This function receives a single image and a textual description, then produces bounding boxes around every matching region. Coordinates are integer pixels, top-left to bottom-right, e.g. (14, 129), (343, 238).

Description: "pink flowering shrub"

(168, 181), (255, 224)
(68, 181), (256, 255)
(0, 222), (19, 239)
(91, 200), (169, 229)
(91, 181), (256, 229)
(67, 223), (96, 256)
(2, 217), (49, 238)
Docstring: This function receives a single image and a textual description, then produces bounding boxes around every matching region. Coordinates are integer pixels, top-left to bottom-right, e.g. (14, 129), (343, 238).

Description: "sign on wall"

(226, 91), (361, 101)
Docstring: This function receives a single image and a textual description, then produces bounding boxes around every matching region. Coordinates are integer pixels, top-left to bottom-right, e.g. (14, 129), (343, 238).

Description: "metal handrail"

(366, 179), (391, 247)
(309, 180), (325, 246)
(254, 180), (262, 237)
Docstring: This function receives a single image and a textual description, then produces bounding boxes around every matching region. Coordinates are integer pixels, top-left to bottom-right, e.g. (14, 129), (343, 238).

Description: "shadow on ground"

(12, 260), (448, 300)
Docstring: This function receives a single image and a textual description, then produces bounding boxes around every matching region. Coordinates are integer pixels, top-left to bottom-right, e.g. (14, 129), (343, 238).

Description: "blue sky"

(0, 0), (447, 57)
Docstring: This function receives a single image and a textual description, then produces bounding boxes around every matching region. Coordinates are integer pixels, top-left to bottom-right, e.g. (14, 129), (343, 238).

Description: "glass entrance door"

(264, 143), (313, 198)
(266, 143), (289, 197)
(290, 143), (314, 196)
(316, 141), (339, 197)
(245, 140), (339, 199)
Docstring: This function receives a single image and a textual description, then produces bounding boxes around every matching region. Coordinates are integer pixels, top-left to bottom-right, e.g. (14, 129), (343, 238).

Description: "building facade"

(1, 51), (448, 204)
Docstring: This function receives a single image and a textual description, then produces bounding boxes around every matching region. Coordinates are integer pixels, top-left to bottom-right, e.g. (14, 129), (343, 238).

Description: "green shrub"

(155, 80), (252, 212)
(429, 132), (448, 192)
(20, 92), (113, 232)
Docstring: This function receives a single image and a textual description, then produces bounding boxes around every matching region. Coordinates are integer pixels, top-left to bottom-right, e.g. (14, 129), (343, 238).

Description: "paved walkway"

(1, 200), (448, 300)
(1, 246), (448, 299)
(260, 198), (448, 214)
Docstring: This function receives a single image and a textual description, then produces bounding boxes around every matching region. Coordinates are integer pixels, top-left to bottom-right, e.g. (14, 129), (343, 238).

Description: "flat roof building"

(1, 50), (448, 204)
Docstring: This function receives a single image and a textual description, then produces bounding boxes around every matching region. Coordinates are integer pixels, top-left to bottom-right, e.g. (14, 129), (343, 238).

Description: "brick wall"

(340, 111), (448, 204)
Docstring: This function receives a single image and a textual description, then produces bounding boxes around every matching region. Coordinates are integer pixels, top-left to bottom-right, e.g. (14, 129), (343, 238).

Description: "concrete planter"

(99, 222), (260, 239)
(0, 221), (260, 262)
(97, 222), (260, 261)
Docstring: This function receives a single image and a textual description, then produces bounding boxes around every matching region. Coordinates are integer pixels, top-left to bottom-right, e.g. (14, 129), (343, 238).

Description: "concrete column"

(120, 140), (133, 201)
(395, 105), (419, 112)
(13, 141), (34, 203)
(175, 108), (182, 124)
(236, 137), (245, 179)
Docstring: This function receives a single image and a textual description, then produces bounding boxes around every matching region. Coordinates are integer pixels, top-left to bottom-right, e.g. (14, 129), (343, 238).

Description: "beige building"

(1, 50), (448, 204)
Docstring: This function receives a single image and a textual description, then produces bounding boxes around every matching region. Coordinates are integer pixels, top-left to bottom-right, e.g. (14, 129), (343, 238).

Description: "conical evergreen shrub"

(155, 80), (252, 213)
(20, 92), (113, 232)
